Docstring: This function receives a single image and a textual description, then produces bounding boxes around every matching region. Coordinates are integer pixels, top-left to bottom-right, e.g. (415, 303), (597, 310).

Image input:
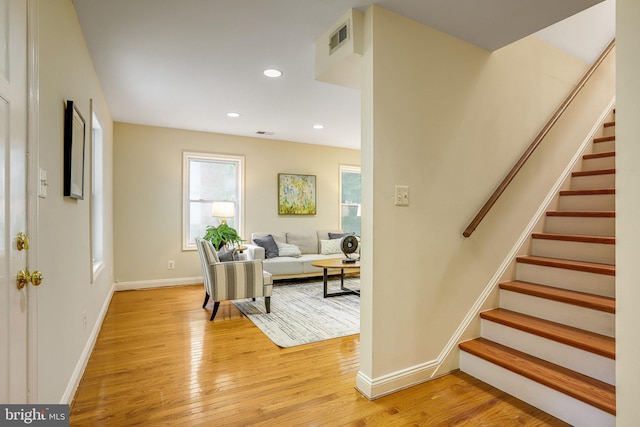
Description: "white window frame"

(339, 164), (361, 234)
(182, 152), (244, 251)
(90, 101), (105, 283)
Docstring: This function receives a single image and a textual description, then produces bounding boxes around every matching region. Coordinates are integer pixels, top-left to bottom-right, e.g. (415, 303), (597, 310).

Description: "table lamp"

(212, 201), (235, 225)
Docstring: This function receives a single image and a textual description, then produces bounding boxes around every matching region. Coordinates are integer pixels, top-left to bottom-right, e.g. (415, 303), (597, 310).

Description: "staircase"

(459, 115), (616, 427)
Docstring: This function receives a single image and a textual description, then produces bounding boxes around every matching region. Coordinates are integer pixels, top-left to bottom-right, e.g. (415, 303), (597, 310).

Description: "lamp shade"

(212, 201), (235, 219)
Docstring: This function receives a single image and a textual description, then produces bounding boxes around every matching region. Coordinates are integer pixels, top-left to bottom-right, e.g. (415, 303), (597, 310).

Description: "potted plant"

(203, 223), (244, 251)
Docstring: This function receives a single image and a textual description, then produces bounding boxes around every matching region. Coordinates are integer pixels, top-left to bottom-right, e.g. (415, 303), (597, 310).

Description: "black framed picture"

(64, 100), (86, 199)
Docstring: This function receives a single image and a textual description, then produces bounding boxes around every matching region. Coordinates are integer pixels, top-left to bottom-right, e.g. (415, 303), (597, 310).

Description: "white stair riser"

(531, 239), (615, 265)
(593, 140), (615, 153)
(602, 126), (615, 137)
(500, 290), (615, 337)
(516, 262), (614, 297)
(557, 194), (615, 211)
(460, 352), (615, 427)
(544, 216), (615, 237)
(481, 319), (615, 385)
(582, 156), (615, 171)
(570, 173), (615, 190)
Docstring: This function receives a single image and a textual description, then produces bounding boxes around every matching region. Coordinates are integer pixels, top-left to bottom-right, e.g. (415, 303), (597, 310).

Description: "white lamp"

(212, 201), (235, 225)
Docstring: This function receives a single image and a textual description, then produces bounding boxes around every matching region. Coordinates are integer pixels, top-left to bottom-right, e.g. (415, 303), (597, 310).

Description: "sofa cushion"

(286, 231), (318, 254)
(328, 232), (355, 240)
(254, 235), (279, 259)
(276, 241), (302, 258)
(252, 231), (286, 245)
(262, 256), (305, 276)
(320, 239), (343, 255)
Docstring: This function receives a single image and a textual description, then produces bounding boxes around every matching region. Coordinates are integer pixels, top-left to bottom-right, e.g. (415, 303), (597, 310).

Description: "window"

(183, 152), (244, 250)
(340, 165), (361, 235)
(91, 111), (104, 281)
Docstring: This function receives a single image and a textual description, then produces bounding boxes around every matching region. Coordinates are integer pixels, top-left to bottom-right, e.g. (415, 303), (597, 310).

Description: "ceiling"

(71, 0), (615, 150)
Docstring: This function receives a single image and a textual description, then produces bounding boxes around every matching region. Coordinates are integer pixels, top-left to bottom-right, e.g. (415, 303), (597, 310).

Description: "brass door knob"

(17, 232), (29, 251)
(16, 270), (44, 289)
(16, 270), (29, 289)
(31, 271), (43, 286)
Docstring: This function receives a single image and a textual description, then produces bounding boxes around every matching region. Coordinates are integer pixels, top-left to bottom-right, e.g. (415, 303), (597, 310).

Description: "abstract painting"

(278, 173), (316, 215)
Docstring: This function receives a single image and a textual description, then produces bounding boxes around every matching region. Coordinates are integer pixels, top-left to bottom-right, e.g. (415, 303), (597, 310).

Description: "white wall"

(36, 0), (114, 403)
(113, 123), (360, 284)
(357, 5), (615, 398)
(616, 0), (640, 423)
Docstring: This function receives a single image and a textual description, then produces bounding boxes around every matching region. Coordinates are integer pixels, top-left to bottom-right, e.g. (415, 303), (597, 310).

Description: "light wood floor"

(70, 284), (570, 426)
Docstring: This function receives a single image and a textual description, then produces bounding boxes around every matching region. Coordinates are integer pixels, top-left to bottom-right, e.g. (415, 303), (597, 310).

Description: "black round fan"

(340, 235), (359, 263)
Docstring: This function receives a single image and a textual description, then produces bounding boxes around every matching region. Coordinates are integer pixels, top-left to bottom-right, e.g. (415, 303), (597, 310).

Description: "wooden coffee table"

(311, 258), (360, 298)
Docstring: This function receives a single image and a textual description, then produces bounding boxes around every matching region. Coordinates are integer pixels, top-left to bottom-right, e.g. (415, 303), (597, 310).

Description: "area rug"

(231, 277), (360, 347)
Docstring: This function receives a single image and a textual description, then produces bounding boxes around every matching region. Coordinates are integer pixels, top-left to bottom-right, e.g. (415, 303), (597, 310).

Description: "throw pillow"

(276, 241), (302, 258)
(254, 235), (279, 259)
(328, 232), (355, 240)
(320, 239), (342, 255)
(217, 247), (238, 262)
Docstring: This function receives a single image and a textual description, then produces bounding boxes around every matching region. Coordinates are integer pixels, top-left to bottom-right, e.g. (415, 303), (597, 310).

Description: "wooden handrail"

(463, 39), (616, 238)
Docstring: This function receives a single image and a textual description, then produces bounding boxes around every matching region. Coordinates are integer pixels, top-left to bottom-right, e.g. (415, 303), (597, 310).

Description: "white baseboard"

(61, 283), (115, 405)
(114, 276), (203, 291)
(356, 359), (439, 399)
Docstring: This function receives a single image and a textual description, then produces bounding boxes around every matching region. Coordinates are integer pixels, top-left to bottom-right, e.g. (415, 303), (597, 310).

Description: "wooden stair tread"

(593, 135), (615, 143)
(459, 337), (616, 415)
(572, 168), (615, 177)
(583, 151), (615, 159)
(603, 121), (615, 128)
(481, 308), (615, 358)
(546, 210), (615, 218)
(559, 188), (615, 196)
(516, 255), (615, 276)
(499, 281), (615, 314)
(531, 232), (615, 245)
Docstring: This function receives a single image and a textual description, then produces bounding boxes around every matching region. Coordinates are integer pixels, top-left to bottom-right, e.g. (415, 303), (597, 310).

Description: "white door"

(0, 0), (29, 403)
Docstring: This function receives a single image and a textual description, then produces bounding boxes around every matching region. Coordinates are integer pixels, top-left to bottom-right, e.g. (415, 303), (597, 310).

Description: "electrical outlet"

(168, 260), (175, 270)
(395, 185), (409, 206)
(82, 310), (87, 329)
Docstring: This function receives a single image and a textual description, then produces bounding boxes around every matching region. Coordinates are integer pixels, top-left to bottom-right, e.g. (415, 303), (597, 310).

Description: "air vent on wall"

(256, 131), (274, 136)
(315, 9), (363, 89)
(329, 19), (350, 55)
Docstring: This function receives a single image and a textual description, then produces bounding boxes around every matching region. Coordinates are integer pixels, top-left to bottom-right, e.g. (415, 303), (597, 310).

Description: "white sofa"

(244, 230), (354, 280)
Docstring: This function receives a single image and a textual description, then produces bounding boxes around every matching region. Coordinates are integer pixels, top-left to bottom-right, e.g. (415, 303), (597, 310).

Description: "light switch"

(395, 185), (409, 206)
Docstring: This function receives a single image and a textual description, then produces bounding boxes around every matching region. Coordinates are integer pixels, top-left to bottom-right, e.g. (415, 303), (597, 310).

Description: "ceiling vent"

(329, 20), (350, 55)
(256, 131), (274, 136)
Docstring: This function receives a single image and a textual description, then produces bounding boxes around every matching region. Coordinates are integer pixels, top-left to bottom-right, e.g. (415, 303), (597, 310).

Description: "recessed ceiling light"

(226, 112), (241, 118)
(313, 124), (324, 130)
(263, 68), (283, 78)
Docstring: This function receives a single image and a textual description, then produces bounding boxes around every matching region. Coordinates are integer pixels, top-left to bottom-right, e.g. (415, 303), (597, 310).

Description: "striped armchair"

(196, 238), (273, 321)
